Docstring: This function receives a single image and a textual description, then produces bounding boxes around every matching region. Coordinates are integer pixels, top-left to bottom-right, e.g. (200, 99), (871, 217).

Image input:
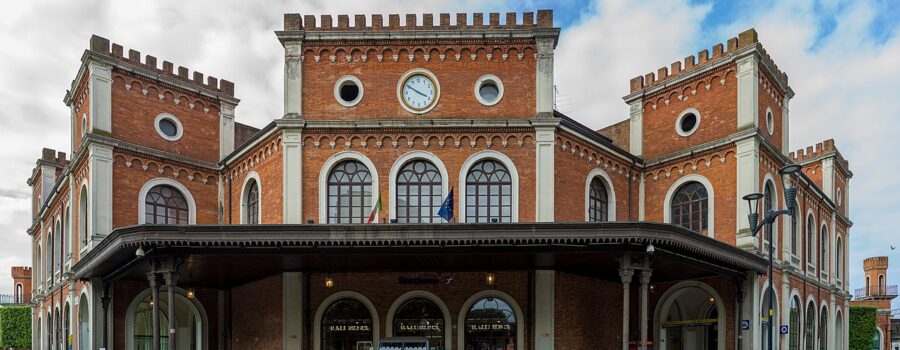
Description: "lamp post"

(743, 163), (801, 350)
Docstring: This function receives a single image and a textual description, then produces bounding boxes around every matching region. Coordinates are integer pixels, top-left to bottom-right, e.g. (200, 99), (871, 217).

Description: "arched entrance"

(78, 294), (90, 350)
(125, 288), (208, 350)
(761, 288), (779, 350)
(386, 291), (452, 350)
(654, 282), (725, 350)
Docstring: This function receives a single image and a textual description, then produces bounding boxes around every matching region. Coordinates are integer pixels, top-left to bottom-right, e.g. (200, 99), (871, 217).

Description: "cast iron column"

(620, 267), (634, 350)
(147, 272), (160, 350)
(163, 271), (178, 350)
(639, 269), (652, 350)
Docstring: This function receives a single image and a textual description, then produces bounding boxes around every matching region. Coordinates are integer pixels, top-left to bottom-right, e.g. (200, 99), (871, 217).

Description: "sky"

(0, 0), (898, 306)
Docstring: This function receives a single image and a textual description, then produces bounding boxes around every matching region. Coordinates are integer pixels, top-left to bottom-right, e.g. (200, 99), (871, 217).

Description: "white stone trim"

(124, 287), (209, 350)
(334, 75), (364, 107)
(805, 210), (817, 270)
(675, 108), (701, 137)
(219, 103), (235, 160)
(138, 178), (197, 224)
(397, 68), (440, 114)
(88, 62), (112, 133)
(282, 129), (303, 224)
(387, 151), (449, 222)
(629, 101), (643, 157)
(153, 113), (184, 141)
(240, 172), (262, 224)
(317, 151), (380, 224)
(458, 150), (519, 223)
(662, 174), (715, 238)
(313, 291), (380, 350)
(736, 55), (759, 129)
(474, 74), (504, 106)
(78, 182), (90, 257)
(386, 290), (453, 350)
(456, 290), (525, 350)
(584, 168), (617, 222)
(652, 281), (726, 350)
(765, 107), (775, 136)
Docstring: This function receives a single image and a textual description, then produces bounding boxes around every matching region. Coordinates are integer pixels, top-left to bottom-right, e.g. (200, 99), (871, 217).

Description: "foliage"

(849, 306), (877, 350)
(0, 306), (31, 349)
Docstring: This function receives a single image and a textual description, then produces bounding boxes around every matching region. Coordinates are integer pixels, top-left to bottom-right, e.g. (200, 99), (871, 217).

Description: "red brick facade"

(25, 10), (852, 350)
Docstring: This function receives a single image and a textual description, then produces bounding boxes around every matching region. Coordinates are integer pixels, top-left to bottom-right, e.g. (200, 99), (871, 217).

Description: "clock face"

(401, 74), (437, 111)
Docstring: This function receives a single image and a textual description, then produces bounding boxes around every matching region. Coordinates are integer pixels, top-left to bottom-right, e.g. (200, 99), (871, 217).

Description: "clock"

(398, 69), (440, 114)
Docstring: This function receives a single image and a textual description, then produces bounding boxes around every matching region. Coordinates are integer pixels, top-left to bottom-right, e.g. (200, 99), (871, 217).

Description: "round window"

(766, 109), (775, 135)
(334, 76), (364, 107)
(676, 109), (700, 136)
(154, 113), (183, 141)
(475, 75), (504, 106)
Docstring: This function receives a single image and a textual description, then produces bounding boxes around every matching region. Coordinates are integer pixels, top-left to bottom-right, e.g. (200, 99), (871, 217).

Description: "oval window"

(154, 113), (183, 141)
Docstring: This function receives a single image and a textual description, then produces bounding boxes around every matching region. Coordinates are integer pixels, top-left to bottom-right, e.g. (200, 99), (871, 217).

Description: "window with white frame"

(588, 177), (610, 222)
(244, 179), (260, 224)
(465, 159), (512, 223)
(806, 214), (816, 267)
(670, 181), (709, 234)
(79, 186), (88, 247)
(395, 159), (443, 223)
(327, 160), (373, 224)
(763, 182), (775, 253)
(144, 185), (190, 225)
(820, 225), (829, 277)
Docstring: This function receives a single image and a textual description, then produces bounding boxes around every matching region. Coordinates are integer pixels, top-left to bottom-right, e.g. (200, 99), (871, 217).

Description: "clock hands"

(407, 85), (428, 98)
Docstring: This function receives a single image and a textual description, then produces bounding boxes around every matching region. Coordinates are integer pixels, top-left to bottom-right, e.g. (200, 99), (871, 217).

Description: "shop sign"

(398, 277), (440, 285)
(397, 322), (442, 331)
(662, 318), (718, 328)
(467, 323), (512, 331)
(328, 325), (371, 332)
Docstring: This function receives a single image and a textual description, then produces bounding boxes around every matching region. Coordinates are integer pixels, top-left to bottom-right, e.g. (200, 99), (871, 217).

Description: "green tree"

(849, 306), (877, 350)
(0, 306), (31, 349)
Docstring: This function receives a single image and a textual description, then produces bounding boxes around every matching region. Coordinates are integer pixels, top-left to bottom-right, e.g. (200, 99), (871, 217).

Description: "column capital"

(619, 268), (634, 285)
(639, 269), (653, 285)
(146, 272), (159, 286)
(162, 271), (179, 286)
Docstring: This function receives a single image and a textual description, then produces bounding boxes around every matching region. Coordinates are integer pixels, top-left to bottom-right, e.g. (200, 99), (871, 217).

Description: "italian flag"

(367, 192), (382, 223)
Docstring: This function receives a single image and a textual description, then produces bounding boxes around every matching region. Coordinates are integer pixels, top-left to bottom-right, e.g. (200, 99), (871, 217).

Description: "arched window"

(321, 298), (374, 350)
(64, 208), (70, 264)
(588, 177), (609, 222)
(327, 160), (373, 224)
(762, 291), (778, 350)
(392, 297), (445, 350)
(465, 160), (512, 223)
(805, 302), (816, 350)
(836, 237), (843, 281)
(806, 215), (816, 267)
(873, 328), (882, 350)
(820, 226), (829, 276)
(79, 186), (88, 247)
(144, 185), (189, 224)
(789, 296), (801, 350)
(55, 220), (62, 276)
(791, 213), (799, 256)
(670, 181), (708, 234)
(879, 275), (885, 294)
(464, 297), (517, 350)
(79, 294), (90, 350)
(763, 182), (775, 253)
(245, 179), (260, 224)
(35, 247), (41, 291)
(64, 303), (71, 350)
(46, 231), (53, 283)
(396, 160), (443, 223)
(818, 308), (828, 350)
(14, 284), (23, 304)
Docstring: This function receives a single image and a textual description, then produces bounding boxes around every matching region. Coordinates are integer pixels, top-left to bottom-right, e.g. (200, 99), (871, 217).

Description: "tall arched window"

(321, 298), (374, 350)
(820, 226), (829, 276)
(464, 297), (517, 350)
(79, 187), (88, 247)
(588, 177), (609, 222)
(791, 213), (799, 256)
(245, 179), (260, 225)
(465, 160), (512, 223)
(763, 182), (774, 253)
(806, 215), (816, 267)
(879, 275), (885, 294)
(393, 297), (445, 350)
(670, 181), (708, 234)
(396, 160), (443, 223)
(327, 160), (373, 224)
(805, 303), (816, 350)
(818, 308), (828, 350)
(64, 303), (71, 350)
(789, 296), (800, 350)
(144, 185), (189, 224)
(836, 237), (843, 281)
(79, 294), (90, 350)
(14, 284), (23, 304)
(64, 208), (70, 263)
(46, 231), (53, 283)
(55, 220), (62, 276)
(35, 247), (41, 291)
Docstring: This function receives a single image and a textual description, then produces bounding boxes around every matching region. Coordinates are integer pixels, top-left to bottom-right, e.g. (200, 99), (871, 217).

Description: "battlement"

(283, 10), (554, 32)
(789, 139), (849, 170)
(11, 266), (31, 278)
(629, 29), (789, 93)
(40, 148), (68, 167)
(88, 35), (235, 97)
(865, 256), (889, 271)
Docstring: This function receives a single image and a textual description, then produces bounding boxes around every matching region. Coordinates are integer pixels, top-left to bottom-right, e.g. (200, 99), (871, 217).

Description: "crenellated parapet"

(87, 35), (235, 97)
(283, 11), (554, 32)
(11, 266), (32, 278)
(864, 256), (889, 271)
(789, 139), (849, 169)
(629, 29), (789, 94)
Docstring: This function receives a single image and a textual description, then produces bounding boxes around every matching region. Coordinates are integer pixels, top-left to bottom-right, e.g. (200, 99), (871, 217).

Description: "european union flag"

(437, 187), (454, 222)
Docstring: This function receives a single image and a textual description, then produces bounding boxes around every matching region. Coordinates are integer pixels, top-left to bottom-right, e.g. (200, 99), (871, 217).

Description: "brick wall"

(554, 133), (634, 222)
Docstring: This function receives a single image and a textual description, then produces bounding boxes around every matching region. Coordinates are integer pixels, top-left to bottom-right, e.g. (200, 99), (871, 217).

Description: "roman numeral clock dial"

(398, 70), (440, 114)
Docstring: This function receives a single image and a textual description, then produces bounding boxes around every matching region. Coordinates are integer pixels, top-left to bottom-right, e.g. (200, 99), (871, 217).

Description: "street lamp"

(743, 163), (801, 350)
